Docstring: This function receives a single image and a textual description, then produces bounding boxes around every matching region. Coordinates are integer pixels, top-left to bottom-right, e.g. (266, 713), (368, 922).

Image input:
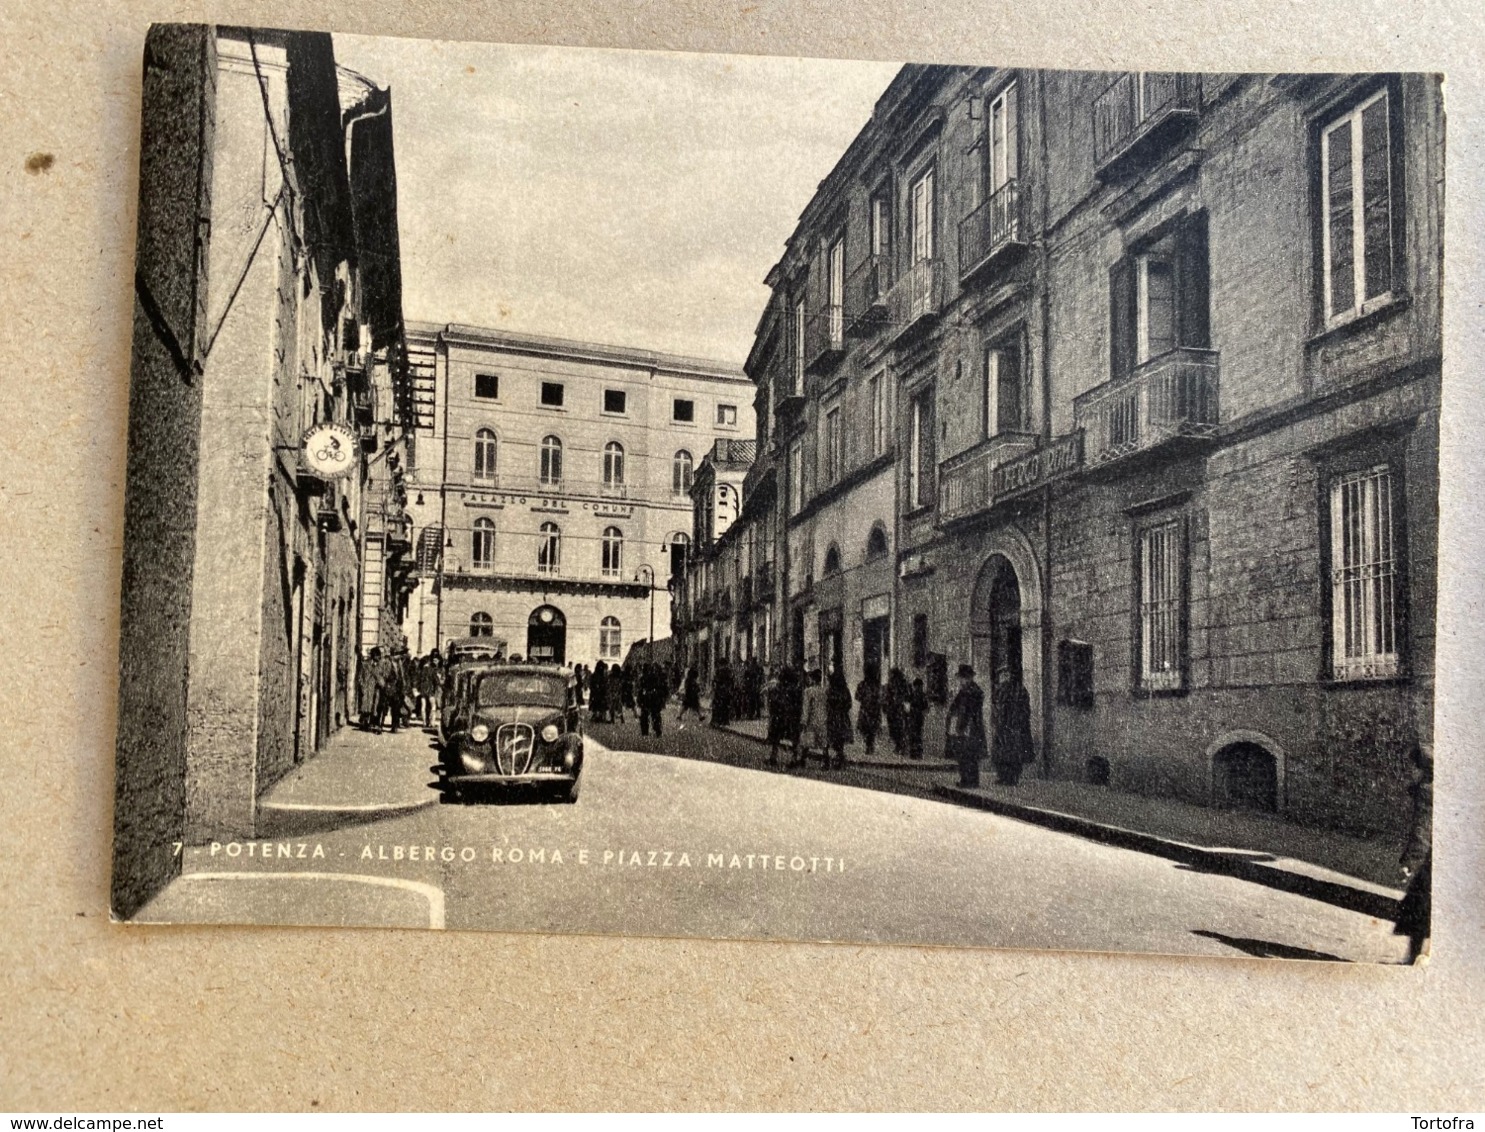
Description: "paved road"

(156, 719), (1409, 962)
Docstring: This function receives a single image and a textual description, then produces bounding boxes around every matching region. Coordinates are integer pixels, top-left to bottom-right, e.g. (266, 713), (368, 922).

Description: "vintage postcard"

(112, 25), (1440, 963)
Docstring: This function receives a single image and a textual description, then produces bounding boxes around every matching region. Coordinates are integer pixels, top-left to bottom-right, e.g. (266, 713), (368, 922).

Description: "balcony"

(845, 255), (891, 338)
(958, 180), (1028, 283)
(887, 257), (944, 342)
(599, 481), (629, 499)
(1093, 72), (1201, 180)
(937, 433), (1038, 526)
(805, 304), (847, 374)
(755, 560), (776, 602)
(1074, 348), (1220, 468)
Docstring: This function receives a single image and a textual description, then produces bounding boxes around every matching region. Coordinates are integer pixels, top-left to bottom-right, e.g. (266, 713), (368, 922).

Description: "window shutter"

(1176, 210), (1211, 349)
(1109, 257), (1136, 379)
(1360, 95), (1393, 301)
(1325, 119), (1356, 316)
(1005, 80), (1019, 182)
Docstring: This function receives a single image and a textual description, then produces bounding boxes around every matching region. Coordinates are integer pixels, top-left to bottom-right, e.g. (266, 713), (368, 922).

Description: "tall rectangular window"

(827, 235), (846, 344)
(871, 195), (891, 258)
(788, 440), (804, 516)
(989, 81), (1019, 192)
(911, 168), (935, 263)
(822, 406), (842, 484)
(1330, 465), (1400, 680)
(1137, 518), (1184, 692)
(1110, 211), (1209, 379)
(985, 337), (1024, 436)
(869, 373), (887, 456)
(1321, 89), (1394, 324)
(908, 391), (935, 510)
(792, 298), (807, 394)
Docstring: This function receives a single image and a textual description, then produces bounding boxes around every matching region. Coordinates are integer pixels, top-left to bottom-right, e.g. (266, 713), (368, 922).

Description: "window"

(473, 428), (499, 482)
(599, 616), (622, 659)
(1136, 518), (1185, 691)
(471, 517), (495, 571)
(672, 450), (693, 495)
(469, 611), (494, 637)
(673, 399), (695, 423)
(540, 382), (565, 407)
(985, 335), (1025, 436)
(989, 82), (1019, 193)
(539, 435), (563, 487)
(908, 391), (935, 510)
(537, 521), (561, 574)
(792, 297), (806, 395)
(912, 613), (930, 668)
(669, 532), (690, 578)
(870, 372), (888, 456)
(827, 234), (845, 342)
(1110, 212), (1209, 378)
(1329, 464), (1400, 680)
(474, 373), (499, 400)
(603, 389), (627, 414)
(822, 405), (842, 484)
(601, 526), (624, 578)
(603, 441), (625, 489)
(1321, 89), (1394, 324)
(871, 195), (892, 259)
(823, 544), (842, 575)
(865, 525), (889, 561)
(717, 403), (737, 427)
(788, 440), (805, 516)
(911, 167), (936, 263)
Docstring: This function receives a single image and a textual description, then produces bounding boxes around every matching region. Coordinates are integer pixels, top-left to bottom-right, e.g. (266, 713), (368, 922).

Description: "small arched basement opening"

(1208, 732), (1284, 814)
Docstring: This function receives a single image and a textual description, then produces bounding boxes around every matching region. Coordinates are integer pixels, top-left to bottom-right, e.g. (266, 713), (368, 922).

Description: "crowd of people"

(355, 646), (445, 733)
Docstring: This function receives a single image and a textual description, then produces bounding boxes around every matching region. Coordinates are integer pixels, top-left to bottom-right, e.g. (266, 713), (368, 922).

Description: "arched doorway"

(526, 604), (566, 666)
(970, 536), (1045, 763)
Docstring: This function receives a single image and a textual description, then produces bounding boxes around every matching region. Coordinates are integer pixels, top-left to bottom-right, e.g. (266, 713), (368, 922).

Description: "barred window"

(473, 428), (498, 482)
(471, 517), (496, 571)
(1138, 519), (1184, 691)
(1330, 465), (1399, 680)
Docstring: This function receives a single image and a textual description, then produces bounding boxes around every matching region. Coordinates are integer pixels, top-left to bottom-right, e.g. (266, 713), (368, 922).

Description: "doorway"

(862, 615), (890, 678)
(526, 604), (567, 666)
(818, 607), (844, 676)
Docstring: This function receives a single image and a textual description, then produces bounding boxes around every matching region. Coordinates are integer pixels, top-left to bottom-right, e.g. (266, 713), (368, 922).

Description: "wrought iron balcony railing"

(887, 257), (943, 339)
(845, 254), (891, 337)
(958, 180), (1028, 282)
(1092, 72), (1201, 177)
(937, 433), (1039, 525)
(1074, 347), (1220, 468)
(805, 303), (847, 374)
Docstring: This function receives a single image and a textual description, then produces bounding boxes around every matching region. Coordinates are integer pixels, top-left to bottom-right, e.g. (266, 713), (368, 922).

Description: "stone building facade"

(113, 26), (411, 916)
(732, 66), (1441, 838)
(401, 324), (753, 669)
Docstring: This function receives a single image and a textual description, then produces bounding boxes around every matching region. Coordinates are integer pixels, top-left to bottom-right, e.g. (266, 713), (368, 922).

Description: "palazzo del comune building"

(674, 67), (1442, 839)
(401, 322), (753, 669)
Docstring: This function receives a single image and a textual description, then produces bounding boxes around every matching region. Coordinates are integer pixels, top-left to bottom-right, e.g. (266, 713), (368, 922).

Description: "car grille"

(495, 723), (536, 775)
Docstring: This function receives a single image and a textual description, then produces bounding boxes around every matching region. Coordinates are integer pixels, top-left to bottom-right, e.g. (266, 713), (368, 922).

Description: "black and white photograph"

(112, 25), (1442, 965)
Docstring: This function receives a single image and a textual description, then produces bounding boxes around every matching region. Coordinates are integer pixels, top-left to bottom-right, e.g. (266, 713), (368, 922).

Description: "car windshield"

(475, 672), (567, 708)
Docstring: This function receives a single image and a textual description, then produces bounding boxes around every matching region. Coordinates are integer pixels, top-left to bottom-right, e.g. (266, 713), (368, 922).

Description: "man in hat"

(945, 663), (987, 788)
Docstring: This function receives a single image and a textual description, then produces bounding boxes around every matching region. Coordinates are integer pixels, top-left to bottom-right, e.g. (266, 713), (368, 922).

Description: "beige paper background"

(2, 0), (1483, 1111)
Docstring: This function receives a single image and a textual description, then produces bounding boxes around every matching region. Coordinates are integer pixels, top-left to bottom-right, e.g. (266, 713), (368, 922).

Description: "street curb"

(933, 785), (1402, 922)
(712, 725), (946, 772)
(257, 796), (437, 837)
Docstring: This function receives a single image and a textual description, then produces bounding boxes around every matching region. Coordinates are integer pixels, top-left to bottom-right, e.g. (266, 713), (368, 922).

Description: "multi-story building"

(738, 66), (1441, 839)
(402, 324), (753, 669)
(113, 26), (412, 914)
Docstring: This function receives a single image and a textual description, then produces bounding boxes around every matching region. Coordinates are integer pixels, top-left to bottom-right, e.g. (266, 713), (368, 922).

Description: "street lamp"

(635, 563), (657, 650)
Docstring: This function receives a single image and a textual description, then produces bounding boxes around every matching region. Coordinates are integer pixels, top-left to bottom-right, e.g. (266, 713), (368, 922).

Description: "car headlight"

(540, 724), (560, 743)
(469, 724), (490, 743)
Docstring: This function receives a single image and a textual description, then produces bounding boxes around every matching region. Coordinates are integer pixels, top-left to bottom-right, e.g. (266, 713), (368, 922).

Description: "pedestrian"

(358, 647), (384, 732)
(679, 666), (703, 721)
(990, 667), (1035, 785)
(573, 664), (587, 708)
(794, 668), (826, 769)
(906, 677), (927, 760)
(825, 666), (854, 770)
(743, 656), (763, 720)
(945, 663), (987, 788)
(884, 668), (910, 757)
(764, 665), (790, 767)
(854, 666), (882, 759)
(613, 664), (631, 724)
(1395, 744), (1433, 963)
(639, 662), (668, 738)
(711, 659), (735, 727)
(590, 661), (610, 723)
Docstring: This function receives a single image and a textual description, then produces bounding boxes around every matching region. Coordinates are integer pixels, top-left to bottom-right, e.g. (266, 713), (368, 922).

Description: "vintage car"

(434, 665), (584, 803)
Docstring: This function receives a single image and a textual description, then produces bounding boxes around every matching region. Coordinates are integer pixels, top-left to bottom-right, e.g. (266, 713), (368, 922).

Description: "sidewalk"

(255, 722), (440, 837)
(713, 714), (1405, 919)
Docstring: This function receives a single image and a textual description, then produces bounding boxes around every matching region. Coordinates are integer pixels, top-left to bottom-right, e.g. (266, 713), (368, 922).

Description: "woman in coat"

(883, 668), (910, 757)
(825, 667), (855, 769)
(854, 667), (883, 758)
(794, 668), (827, 768)
(990, 668), (1035, 785)
(589, 661), (610, 723)
(679, 666), (703, 720)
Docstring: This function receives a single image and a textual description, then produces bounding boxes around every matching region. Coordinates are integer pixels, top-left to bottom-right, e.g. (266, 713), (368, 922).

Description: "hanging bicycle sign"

(299, 422), (360, 479)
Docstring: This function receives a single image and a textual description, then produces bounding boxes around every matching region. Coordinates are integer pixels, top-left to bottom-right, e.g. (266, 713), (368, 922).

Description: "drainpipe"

(1037, 68), (1055, 779)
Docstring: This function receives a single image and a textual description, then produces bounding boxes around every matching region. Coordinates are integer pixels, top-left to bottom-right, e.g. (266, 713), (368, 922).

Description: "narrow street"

(143, 717), (1411, 963)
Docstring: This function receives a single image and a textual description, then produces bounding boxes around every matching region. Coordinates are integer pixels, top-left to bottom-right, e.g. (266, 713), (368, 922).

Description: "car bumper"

(443, 771), (578, 787)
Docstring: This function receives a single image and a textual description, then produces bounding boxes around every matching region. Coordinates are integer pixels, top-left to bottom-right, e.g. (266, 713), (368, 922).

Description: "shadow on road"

(1190, 929), (1351, 963)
